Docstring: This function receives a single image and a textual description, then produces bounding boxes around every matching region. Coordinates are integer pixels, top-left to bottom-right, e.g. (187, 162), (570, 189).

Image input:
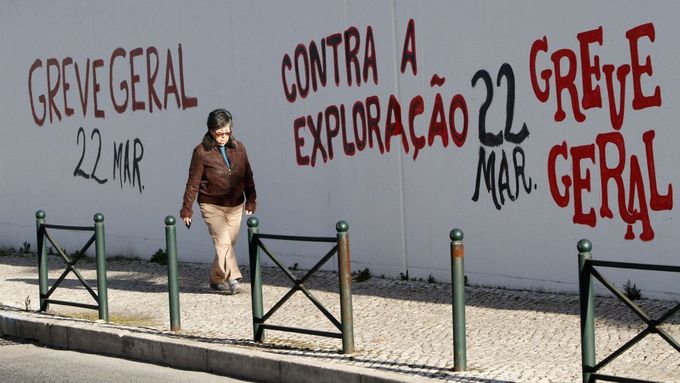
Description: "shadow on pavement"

(3, 255), (678, 328)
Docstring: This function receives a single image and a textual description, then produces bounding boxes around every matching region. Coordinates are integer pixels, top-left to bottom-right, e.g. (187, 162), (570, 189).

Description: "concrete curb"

(0, 309), (434, 383)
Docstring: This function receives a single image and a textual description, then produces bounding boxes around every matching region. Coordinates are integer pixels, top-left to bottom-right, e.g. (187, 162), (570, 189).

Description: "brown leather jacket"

(180, 139), (256, 219)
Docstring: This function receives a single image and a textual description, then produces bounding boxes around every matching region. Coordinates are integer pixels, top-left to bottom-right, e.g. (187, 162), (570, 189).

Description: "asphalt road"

(0, 337), (255, 383)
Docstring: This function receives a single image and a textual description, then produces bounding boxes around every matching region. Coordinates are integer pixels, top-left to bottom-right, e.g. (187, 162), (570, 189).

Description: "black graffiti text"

(74, 127), (107, 184)
(113, 138), (144, 193)
(73, 127), (144, 193)
(471, 63), (534, 210)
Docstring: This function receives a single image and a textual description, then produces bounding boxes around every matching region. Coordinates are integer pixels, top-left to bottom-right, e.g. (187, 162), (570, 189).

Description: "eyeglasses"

(213, 130), (231, 137)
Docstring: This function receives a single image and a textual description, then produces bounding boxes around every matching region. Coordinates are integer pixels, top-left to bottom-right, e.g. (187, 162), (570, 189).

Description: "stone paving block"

(14, 316), (35, 339)
(207, 347), (280, 383)
(161, 339), (207, 371)
(67, 325), (124, 357)
(122, 333), (165, 365)
(15, 317), (50, 344)
(48, 322), (69, 349)
(361, 373), (434, 383)
(279, 358), (362, 383)
(0, 313), (17, 337)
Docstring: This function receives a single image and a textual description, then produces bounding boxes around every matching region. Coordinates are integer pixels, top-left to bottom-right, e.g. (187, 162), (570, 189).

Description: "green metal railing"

(577, 239), (680, 383)
(165, 216), (181, 331)
(450, 228), (467, 371)
(247, 217), (355, 354)
(35, 210), (109, 322)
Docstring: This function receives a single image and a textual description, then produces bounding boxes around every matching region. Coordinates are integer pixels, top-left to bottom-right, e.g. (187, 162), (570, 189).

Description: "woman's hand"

(182, 216), (192, 227)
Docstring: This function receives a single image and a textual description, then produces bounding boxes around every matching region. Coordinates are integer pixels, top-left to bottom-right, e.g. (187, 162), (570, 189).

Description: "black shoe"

(210, 283), (228, 291)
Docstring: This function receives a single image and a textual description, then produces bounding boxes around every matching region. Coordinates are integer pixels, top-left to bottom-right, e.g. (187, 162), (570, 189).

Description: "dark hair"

(202, 109), (235, 150)
(207, 109), (232, 131)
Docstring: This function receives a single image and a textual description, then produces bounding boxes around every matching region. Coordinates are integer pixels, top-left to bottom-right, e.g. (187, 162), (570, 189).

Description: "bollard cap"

(94, 213), (104, 223)
(247, 216), (259, 227)
(336, 220), (349, 232)
(35, 210), (46, 219)
(577, 239), (592, 253)
(450, 228), (463, 242)
(165, 215), (176, 225)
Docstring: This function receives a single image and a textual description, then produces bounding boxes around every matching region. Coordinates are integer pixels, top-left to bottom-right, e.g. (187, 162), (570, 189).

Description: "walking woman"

(180, 109), (256, 294)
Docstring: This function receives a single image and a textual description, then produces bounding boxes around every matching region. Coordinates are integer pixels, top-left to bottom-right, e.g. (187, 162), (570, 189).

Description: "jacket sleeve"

(241, 144), (257, 213)
(180, 146), (204, 219)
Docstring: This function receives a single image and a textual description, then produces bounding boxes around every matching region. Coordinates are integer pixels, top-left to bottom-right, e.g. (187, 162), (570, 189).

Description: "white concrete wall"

(1, 0), (679, 298)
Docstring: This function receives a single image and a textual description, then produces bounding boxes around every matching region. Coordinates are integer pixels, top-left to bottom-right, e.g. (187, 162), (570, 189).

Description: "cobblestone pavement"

(0, 253), (678, 382)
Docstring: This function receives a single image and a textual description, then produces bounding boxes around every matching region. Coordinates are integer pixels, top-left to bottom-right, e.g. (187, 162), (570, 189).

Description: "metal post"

(578, 239), (595, 383)
(35, 210), (48, 311)
(94, 213), (109, 322)
(451, 228), (467, 371)
(247, 217), (264, 342)
(336, 221), (355, 354)
(165, 216), (181, 331)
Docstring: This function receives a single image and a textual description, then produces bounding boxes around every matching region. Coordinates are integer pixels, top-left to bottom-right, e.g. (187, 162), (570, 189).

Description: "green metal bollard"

(247, 217), (264, 342)
(450, 228), (467, 371)
(94, 213), (109, 322)
(35, 210), (48, 312)
(165, 216), (181, 331)
(336, 221), (355, 354)
(578, 239), (595, 383)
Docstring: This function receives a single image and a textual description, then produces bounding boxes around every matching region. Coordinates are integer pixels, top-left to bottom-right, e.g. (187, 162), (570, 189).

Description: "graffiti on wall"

(282, 19), (674, 241)
(470, 64), (535, 210)
(281, 19), (535, 210)
(27, 44), (198, 193)
(531, 23), (673, 241)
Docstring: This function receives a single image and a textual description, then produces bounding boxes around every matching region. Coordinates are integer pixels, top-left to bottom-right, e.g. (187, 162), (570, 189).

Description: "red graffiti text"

(530, 23), (661, 129)
(282, 25), (378, 103)
(534, 22), (671, 241)
(548, 131), (672, 240)
(28, 43), (198, 127)
(293, 85), (468, 166)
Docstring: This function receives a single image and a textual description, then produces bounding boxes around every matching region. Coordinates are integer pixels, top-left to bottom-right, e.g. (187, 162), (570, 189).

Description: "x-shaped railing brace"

(39, 224), (99, 311)
(587, 262), (680, 374)
(253, 236), (342, 338)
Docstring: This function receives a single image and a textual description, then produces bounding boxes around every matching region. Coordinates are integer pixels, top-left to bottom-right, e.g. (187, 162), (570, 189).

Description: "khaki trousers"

(199, 202), (244, 284)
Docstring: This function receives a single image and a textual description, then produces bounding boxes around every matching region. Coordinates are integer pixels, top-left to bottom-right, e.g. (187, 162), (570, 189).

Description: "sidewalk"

(0, 253), (678, 382)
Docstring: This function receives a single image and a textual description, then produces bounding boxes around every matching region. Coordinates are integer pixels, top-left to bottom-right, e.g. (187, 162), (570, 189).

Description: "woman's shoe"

(210, 282), (228, 291)
(228, 280), (240, 295)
